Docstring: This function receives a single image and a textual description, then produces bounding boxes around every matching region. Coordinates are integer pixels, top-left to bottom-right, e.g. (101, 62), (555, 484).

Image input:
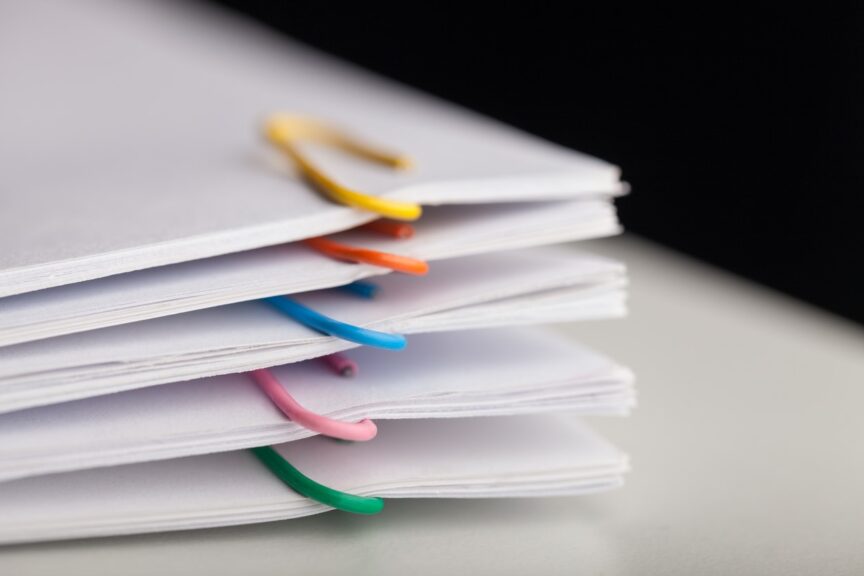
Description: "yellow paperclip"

(264, 114), (422, 221)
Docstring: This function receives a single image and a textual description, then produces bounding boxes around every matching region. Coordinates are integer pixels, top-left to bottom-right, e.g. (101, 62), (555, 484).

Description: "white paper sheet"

(0, 415), (628, 544)
(0, 248), (627, 414)
(0, 0), (624, 297)
(0, 200), (618, 347)
(0, 328), (634, 483)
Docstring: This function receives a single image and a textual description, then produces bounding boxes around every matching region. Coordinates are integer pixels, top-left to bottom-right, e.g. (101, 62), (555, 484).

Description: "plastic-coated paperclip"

(250, 369), (376, 441)
(304, 237), (429, 276)
(337, 280), (379, 299)
(265, 115), (421, 221)
(359, 220), (415, 239)
(321, 353), (359, 377)
(263, 296), (407, 350)
(251, 446), (384, 515)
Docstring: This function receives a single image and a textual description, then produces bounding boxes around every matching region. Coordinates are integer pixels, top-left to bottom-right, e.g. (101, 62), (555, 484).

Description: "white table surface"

(2, 235), (863, 575)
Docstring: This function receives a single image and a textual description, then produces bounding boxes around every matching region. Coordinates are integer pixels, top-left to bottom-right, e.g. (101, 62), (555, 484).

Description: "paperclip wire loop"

(359, 220), (416, 239)
(251, 446), (384, 515)
(337, 280), (379, 299)
(263, 296), (407, 350)
(250, 369), (376, 441)
(304, 237), (429, 276)
(321, 353), (359, 377)
(265, 115), (422, 221)
(266, 115), (412, 169)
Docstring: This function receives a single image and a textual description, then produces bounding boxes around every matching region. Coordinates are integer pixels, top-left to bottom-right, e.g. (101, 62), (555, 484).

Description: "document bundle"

(0, 0), (635, 544)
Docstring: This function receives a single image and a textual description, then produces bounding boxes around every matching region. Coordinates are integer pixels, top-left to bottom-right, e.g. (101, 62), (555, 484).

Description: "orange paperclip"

(304, 237), (429, 275)
(358, 219), (415, 239)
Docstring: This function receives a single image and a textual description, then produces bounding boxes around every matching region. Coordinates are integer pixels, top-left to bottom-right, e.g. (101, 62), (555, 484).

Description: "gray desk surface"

(2, 235), (863, 575)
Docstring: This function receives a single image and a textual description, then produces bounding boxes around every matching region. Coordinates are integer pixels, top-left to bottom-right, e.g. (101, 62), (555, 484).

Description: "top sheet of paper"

(0, 0), (623, 296)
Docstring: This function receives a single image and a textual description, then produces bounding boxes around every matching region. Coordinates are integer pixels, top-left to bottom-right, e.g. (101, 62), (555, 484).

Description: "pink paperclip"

(321, 353), (359, 377)
(250, 368), (377, 442)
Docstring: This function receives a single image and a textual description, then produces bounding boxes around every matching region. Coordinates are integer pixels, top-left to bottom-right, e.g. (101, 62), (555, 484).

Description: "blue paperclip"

(336, 280), (379, 299)
(263, 296), (406, 350)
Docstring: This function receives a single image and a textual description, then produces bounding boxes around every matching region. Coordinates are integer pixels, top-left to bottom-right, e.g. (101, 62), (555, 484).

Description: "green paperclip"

(250, 446), (384, 515)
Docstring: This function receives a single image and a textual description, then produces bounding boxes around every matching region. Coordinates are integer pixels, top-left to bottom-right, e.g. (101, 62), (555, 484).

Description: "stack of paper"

(0, 0), (635, 544)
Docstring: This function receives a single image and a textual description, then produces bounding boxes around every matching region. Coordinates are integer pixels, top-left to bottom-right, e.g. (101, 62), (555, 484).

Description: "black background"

(211, 2), (863, 324)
